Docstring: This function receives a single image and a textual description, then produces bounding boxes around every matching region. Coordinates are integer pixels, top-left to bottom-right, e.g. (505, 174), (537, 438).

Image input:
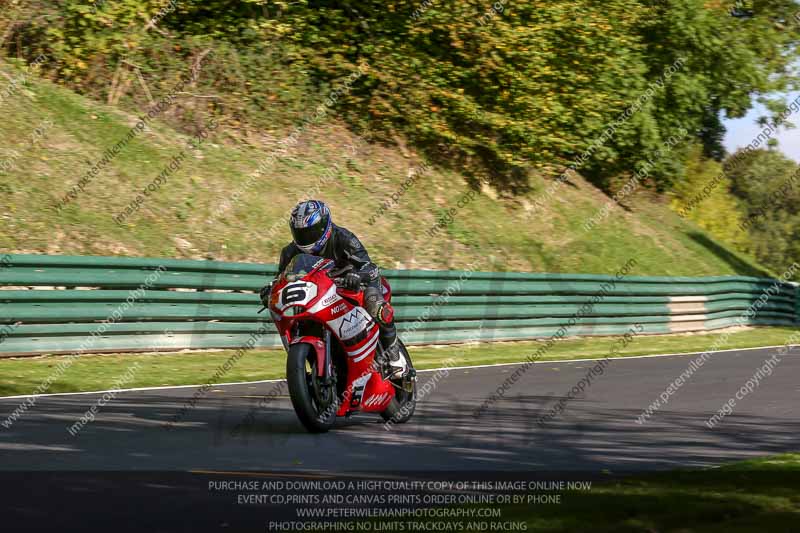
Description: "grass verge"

(491, 453), (800, 532)
(0, 326), (796, 397)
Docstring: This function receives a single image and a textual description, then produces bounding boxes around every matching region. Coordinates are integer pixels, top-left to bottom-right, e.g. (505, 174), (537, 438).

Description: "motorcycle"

(261, 253), (416, 433)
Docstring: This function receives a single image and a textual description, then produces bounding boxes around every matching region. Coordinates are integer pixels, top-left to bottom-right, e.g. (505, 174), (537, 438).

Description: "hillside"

(0, 60), (771, 278)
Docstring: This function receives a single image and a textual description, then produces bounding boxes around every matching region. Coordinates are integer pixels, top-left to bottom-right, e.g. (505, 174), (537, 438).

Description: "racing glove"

(259, 282), (273, 307)
(339, 272), (362, 291)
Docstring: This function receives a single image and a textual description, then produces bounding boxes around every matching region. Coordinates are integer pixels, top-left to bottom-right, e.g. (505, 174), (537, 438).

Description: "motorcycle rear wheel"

(287, 342), (337, 433)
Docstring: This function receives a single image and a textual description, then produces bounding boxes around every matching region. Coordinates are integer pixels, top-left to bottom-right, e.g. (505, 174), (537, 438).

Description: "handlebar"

(257, 281), (273, 314)
(328, 264), (369, 290)
(327, 263), (354, 278)
(258, 263), (372, 315)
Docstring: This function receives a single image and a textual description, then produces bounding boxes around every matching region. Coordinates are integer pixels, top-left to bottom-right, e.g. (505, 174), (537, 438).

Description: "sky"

(722, 8), (799, 163)
(723, 91), (800, 163)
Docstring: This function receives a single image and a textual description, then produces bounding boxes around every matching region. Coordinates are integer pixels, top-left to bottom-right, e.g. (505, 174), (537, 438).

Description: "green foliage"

(0, 0), (317, 133)
(667, 145), (800, 280)
(726, 149), (800, 277)
(669, 144), (750, 249)
(1, 0), (798, 192)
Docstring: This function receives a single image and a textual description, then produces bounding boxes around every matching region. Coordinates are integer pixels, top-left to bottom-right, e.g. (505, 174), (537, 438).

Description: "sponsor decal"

(331, 307), (370, 340)
(350, 373), (372, 408)
(319, 286), (340, 307)
(342, 323), (377, 348)
(308, 284), (340, 315)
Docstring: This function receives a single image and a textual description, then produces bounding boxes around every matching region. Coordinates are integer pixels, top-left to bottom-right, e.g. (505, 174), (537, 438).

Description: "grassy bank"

(0, 327), (795, 397)
(0, 59), (771, 277)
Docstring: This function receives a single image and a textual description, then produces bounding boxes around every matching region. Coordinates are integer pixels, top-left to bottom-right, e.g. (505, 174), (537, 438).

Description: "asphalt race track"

(1, 345), (798, 532)
(1, 346), (798, 473)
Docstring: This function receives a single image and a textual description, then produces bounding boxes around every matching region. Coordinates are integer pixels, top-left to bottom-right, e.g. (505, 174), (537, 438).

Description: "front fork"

(322, 329), (334, 385)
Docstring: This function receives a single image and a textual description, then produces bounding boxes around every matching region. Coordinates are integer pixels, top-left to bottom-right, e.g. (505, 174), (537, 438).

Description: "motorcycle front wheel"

(287, 342), (337, 433)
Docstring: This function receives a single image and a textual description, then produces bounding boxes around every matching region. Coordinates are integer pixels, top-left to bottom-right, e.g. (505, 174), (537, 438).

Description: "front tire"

(287, 343), (337, 433)
(380, 341), (416, 424)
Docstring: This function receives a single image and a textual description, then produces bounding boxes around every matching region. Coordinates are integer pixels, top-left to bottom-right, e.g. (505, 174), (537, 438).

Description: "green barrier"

(0, 254), (797, 356)
(795, 284), (800, 325)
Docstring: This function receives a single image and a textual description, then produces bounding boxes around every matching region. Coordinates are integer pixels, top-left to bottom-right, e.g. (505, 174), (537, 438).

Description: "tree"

(726, 149), (800, 276)
(3, 0), (799, 194)
(670, 144), (750, 249)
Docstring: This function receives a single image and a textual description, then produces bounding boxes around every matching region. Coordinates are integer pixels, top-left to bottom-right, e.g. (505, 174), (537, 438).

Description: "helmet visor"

(291, 219), (327, 247)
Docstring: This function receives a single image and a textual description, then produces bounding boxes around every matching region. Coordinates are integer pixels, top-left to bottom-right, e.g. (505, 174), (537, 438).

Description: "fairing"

(270, 254), (394, 415)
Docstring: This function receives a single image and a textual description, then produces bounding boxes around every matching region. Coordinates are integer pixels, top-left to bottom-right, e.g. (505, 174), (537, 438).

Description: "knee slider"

(376, 302), (395, 327)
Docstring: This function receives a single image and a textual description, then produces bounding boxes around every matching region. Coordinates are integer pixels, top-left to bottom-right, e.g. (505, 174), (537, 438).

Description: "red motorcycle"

(264, 254), (416, 433)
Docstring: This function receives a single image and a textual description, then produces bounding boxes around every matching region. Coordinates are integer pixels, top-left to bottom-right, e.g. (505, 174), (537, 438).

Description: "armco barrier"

(0, 254), (797, 356)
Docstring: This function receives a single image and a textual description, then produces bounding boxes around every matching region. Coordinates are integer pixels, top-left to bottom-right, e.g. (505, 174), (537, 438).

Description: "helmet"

(289, 200), (332, 254)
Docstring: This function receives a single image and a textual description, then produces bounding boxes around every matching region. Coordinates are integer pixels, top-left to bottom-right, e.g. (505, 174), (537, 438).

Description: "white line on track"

(0, 378), (286, 401)
(418, 343), (799, 373)
(0, 343), (795, 401)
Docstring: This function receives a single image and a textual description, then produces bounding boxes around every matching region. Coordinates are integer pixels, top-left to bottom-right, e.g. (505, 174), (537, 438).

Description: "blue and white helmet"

(289, 200), (332, 254)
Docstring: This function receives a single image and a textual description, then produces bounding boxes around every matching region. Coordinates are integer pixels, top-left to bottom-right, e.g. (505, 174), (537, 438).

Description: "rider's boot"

(365, 286), (410, 379)
(384, 339), (410, 379)
(376, 321), (411, 380)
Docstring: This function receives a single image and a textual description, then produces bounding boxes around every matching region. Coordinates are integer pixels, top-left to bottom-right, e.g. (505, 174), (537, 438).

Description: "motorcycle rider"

(265, 200), (409, 378)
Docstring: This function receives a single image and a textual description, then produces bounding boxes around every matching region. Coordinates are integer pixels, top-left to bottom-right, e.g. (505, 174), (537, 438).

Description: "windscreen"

(283, 254), (330, 277)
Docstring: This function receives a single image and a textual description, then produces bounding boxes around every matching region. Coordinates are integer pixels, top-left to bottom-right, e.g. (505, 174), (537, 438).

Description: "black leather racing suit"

(278, 224), (397, 351)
